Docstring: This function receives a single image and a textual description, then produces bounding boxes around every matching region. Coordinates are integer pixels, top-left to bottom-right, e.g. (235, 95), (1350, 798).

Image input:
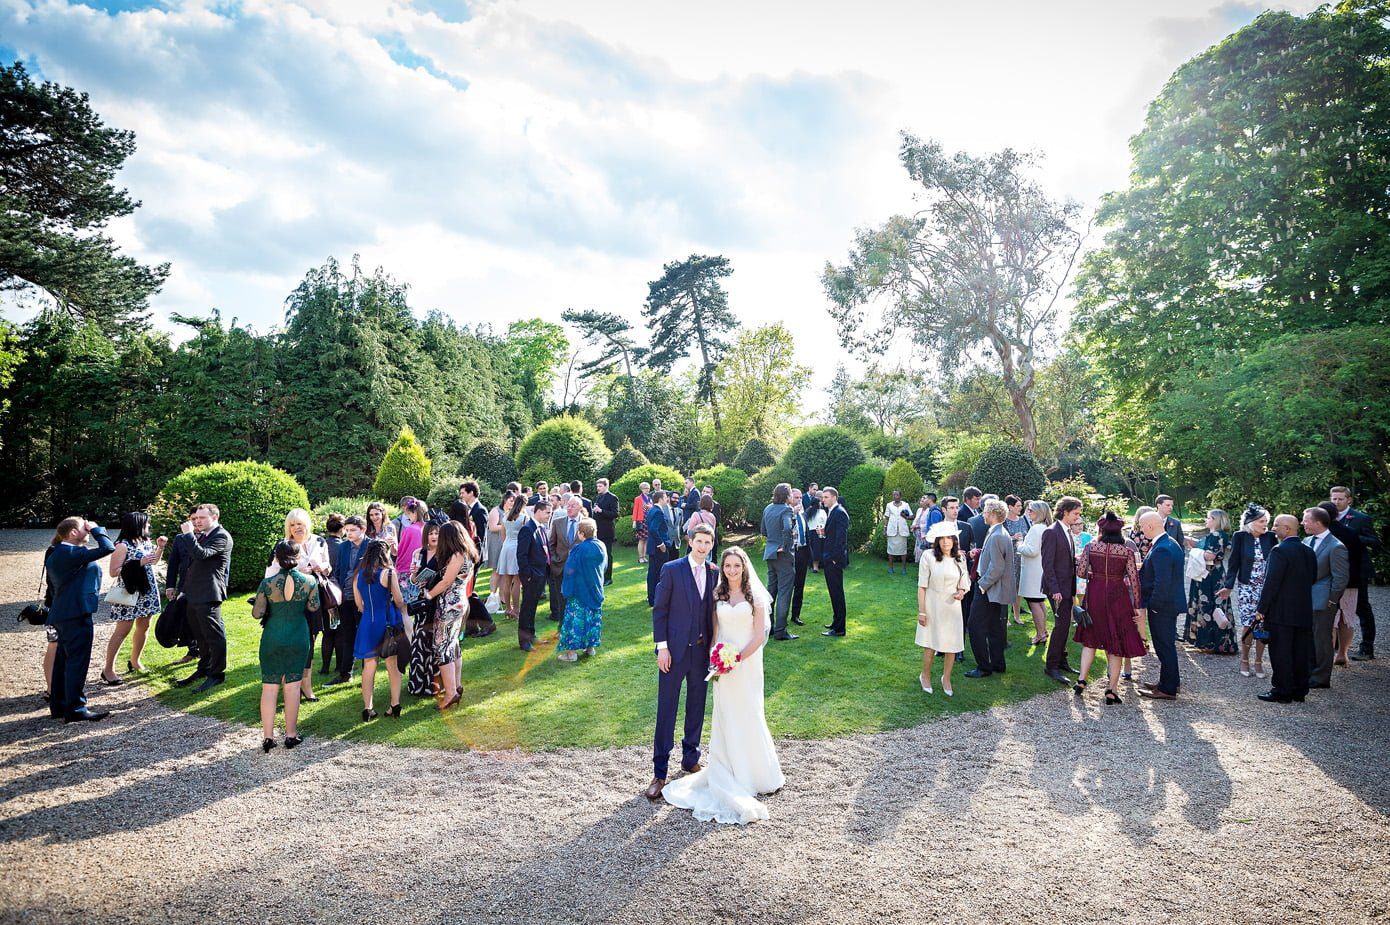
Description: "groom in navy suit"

(646, 524), (718, 801)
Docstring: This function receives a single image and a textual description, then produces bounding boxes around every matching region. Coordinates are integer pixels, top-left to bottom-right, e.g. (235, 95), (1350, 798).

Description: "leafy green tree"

(0, 62), (168, 325)
(882, 458), (926, 504)
(561, 308), (646, 400)
(1075, 3), (1390, 406)
(592, 369), (697, 468)
(501, 319), (568, 420)
(713, 323), (808, 454)
(733, 436), (778, 474)
(823, 134), (1086, 451)
(373, 425), (432, 500)
(839, 463), (886, 547)
(606, 441), (650, 481)
(642, 254), (739, 461)
(461, 439), (517, 489)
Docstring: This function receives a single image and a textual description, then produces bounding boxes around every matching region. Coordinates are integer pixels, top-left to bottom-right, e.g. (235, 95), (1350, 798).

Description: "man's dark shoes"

(791, 616), (804, 626)
(1045, 668), (1071, 684)
(520, 640), (534, 652)
(772, 631), (799, 641)
(1309, 682), (1330, 689)
(1139, 688), (1177, 700)
(1257, 691), (1292, 703)
(194, 677), (224, 693)
(174, 673), (203, 687)
(821, 630), (844, 637)
(644, 777), (666, 801)
(64, 708), (110, 723)
(332, 674), (352, 685)
(1350, 651), (1375, 661)
(964, 668), (991, 678)
(1059, 661), (1078, 675)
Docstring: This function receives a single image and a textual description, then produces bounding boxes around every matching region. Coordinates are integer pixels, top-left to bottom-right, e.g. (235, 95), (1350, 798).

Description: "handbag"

(1072, 605), (1094, 630)
(379, 620), (406, 658)
(105, 582), (141, 607)
(485, 590), (502, 614)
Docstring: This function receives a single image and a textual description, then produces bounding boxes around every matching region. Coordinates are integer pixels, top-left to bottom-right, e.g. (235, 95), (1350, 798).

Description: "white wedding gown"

(662, 600), (784, 824)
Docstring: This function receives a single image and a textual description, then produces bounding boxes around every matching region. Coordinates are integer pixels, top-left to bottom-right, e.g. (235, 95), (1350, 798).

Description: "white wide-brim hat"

(924, 522), (960, 544)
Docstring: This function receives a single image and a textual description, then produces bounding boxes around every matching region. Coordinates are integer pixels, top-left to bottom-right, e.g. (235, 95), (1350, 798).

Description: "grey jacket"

(760, 502), (795, 561)
(174, 526), (233, 605)
(977, 523), (1018, 605)
(1306, 531), (1349, 613)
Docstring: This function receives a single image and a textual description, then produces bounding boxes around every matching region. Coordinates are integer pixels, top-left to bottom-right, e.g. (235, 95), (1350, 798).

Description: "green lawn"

(133, 549), (1090, 751)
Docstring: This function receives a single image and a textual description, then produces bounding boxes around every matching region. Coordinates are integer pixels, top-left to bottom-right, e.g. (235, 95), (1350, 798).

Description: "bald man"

(1255, 514), (1317, 703)
(1138, 511), (1185, 700)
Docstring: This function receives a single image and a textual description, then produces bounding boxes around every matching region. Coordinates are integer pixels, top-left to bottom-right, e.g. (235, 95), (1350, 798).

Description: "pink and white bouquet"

(705, 642), (740, 681)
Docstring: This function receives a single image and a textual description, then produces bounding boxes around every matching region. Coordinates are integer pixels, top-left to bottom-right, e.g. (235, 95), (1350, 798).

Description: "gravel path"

(1, 529), (1387, 924)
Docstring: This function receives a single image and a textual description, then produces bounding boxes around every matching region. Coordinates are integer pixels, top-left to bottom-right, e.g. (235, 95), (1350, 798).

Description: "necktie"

(694, 561), (705, 596)
(541, 529), (550, 562)
(796, 513), (805, 546)
(567, 518), (576, 544)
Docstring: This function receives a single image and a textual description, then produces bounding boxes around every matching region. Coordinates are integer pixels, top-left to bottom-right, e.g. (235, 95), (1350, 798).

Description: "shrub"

(733, 436), (778, 474)
(461, 439), (516, 489)
(151, 461), (311, 591)
(311, 496), (399, 527)
(613, 514), (635, 547)
(838, 463), (885, 549)
(742, 463), (800, 523)
(520, 458), (561, 491)
(692, 464), (750, 526)
(372, 426), (432, 500)
(1042, 474), (1127, 525)
(940, 469), (969, 494)
(882, 458), (926, 505)
(782, 426), (865, 489)
(907, 440), (941, 485)
(606, 441), (650, 482)
(515, 415), (610, 485)
(970, 443), (1048, 503)
(610, 463), (685, 513)
(427, 479), (460, 515)
(933, 433), (994, 483)
(863, 433), (907, 461)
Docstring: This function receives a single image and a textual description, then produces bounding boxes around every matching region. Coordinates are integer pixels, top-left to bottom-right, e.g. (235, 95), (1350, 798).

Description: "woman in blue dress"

(557, 519), (607, 662)
(1184, 509), (1235, 654)
(351, 539), (410, 722)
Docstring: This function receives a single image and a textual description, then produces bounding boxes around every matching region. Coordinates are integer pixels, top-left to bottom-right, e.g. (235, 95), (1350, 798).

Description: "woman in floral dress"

(1184, 510), (1235, 654)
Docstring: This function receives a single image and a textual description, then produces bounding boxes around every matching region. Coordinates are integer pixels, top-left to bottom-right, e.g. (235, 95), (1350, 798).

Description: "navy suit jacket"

(1140, 534), (1186, 614)
(821, 505), (851, 568)
(1341, 507), (1380, 578)
(1039, 520), (1076, 598)
(645, 506), (672, 556)
(652, 556), (716, 660)
(1257, 536), (1317, 627)
(46, 528), (116, 623)
(683, 488), (701, 516)
(1164, 516), (1185, 548)
(516, 519), (549, 581)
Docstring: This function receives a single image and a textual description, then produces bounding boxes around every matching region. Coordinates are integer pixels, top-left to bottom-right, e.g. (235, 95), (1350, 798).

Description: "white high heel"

(941, 678), (953, 697)
(920, 673), (932, 694)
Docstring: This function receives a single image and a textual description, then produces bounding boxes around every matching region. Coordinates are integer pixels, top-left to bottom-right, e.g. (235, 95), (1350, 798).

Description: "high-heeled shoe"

(438, 691), (462, 711)
(385, 703), (402, 718)
(919, 672), (933, 694)
(300, 693), (320, 703)
(1029, 635), (1047, 646)
(100, 672), (124, 687)
(261, 738), (277, 753)
(1072, 679), (1088, 696)
(941, 678), (953, 697)
(1240, 657), (1252, 677)
(1104, 689), (1121, 705)
(362, 708), (378, 722)
(284, 735), (303, 749)
(1254, 661), (1266, 679)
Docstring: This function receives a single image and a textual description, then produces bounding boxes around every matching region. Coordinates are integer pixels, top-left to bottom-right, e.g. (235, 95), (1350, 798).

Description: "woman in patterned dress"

(1184, 509), (1235, 654)
(1073, 511), (1147, 704)
(1220, 504), (1276, 679)
(557, 519), (607, 661)
(418, 521), (477, 711)
(101, 512), (167, 684)
(406, 522), (441, 696)
(633, 482), (651, 564)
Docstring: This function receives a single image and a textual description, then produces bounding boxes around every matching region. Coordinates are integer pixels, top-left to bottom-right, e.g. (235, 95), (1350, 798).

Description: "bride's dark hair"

(715, 547), (754, 605)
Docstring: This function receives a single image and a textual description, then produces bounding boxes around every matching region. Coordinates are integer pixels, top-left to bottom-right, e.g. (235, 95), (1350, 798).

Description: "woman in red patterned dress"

(1073, 511), (1148, 704)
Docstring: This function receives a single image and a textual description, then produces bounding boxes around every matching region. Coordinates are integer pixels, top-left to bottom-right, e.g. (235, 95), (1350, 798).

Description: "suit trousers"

(189, 601), (227, 680)
(49, 615), (94, 714)
(548, 571), (567, 623)
(519, 575), (544, 642)
(333, 601), (361, 677)
(599, 537), (614, 583)
(791, 544), (811, 619)
(1308, 603), (1338, 687)
(1356, 579), (1375, 653)
(1147, 608), (1181, 695)
(320, 621), (336, 672)
(1044, 596), (1074, 670)
(765, 551), (795, 634)
(653, 648), (709, 779)
(1268, 622), (1312, 700)
(967, 597), (1006, 672)
(823, 561), (847, 633)
(646, 549), (671, 606)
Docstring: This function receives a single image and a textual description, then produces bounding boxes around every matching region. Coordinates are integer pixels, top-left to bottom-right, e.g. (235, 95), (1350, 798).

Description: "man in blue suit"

(645, 490), (674, 606)
(45, 517), (116, 722)
(820, 487), (851, 636)
(645, 524), (717, 801)
(515, 501), (552, 652)
(1138, 511), (1185, 700)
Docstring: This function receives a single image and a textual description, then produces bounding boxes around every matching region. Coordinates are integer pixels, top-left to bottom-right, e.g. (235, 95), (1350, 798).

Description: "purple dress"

(1074, 539), (1148, 658)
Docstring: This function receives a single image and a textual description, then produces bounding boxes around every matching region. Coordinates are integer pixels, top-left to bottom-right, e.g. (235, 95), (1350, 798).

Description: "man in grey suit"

(761, 482), (798, 641)
(173, 503), (234, 693)
(965, 498), (1015, 677)
(1303, 506), (1349, 690)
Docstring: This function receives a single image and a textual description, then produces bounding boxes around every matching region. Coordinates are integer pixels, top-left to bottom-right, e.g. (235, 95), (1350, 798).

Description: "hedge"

(461, 439), (517, 489)
(372, 426), (432, 500)
(742, 463), (800, 525)
(839, 462), (885, 548)
(311, 496), (400, 527)
(610, 463), (685, 514)
(515, 415), (609, 485)
(692, 464), (750, 526)
(733, 436), (778, 474)
(782, 426), (865, 489)
(151, 461), (311, 591)
(606, 441), (650, 482)
(970, 443), (1047, 503)
(883, 458), (926, 505)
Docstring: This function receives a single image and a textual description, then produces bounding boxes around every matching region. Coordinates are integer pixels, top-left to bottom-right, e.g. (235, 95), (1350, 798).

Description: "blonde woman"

(1016, 500), (1053, 647)
(267, 509), (333, 702)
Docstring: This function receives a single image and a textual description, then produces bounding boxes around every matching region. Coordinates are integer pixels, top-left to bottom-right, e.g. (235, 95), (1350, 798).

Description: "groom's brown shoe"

(644, 777), (666, 801)
(681, 762), (703, 774)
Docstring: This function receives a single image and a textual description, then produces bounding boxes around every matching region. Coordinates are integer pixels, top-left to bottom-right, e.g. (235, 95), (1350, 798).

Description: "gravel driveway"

(1, 529), (1387, 924)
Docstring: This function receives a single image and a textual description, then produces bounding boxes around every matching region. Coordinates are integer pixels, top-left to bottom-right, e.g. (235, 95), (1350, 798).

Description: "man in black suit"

(569, 480), (594, 516)
(1256, 514), (1318, 703)
(450, 481), (489, 546)
(820, 487), (850, 637)
(45, 517), (116, 722)
(515, 501), (552, 651)
(788, 488), (811, 627)
(330, 515), (368, 684)
(1330, 485), (1381, 660)
(528, 480), (550, 508)
(681, 477), (701, 519)
(1155, 494), (1187, 548)
(592, 478), (618, 585)
(162, 518), (200, 666)
(173, 503), (234, 693)
(959, 486), (983, 522)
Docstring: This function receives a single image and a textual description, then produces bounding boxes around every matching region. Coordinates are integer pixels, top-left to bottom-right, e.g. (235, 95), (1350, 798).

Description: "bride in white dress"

(662, 545), (784, 824)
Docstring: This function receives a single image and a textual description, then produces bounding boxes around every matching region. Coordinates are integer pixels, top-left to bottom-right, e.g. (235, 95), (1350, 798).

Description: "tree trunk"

(1006, 384), (1039, 453)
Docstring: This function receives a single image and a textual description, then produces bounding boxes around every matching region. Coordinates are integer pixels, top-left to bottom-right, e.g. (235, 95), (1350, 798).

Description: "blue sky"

(0, 0), (1317, 392)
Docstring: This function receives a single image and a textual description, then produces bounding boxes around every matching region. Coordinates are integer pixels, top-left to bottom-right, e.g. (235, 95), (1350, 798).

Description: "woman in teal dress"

(254, 541), (320, 753)
(557, 519), (606, 662)
(1184, 510), (1235, 654)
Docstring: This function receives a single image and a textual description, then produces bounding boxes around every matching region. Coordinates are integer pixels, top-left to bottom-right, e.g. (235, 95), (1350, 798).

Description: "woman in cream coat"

(1015, 500), (1053, 647)
(916, 521), (971, 696)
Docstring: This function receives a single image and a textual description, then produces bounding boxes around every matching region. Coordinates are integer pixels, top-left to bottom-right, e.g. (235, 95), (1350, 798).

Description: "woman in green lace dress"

(254, 541), (320, 753)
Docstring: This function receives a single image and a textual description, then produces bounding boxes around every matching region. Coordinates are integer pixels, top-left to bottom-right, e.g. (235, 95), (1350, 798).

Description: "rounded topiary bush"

(733, 436), (778, 474)
(742, 463), (800, 522)
(520, 459), (561, 491)
(152, 461), (311, 591)
(883, 458), (926, 505)
(970, 443), (1048, 503)
(461, 439), (517, 489)
(372, 426), (432, 500)
(606, 441), (650, 482)
(611, 463), (684, 513)
(783, 426), (865, 489)
(838, 463), (885, 549)
(312, 496), (398, 527)
(692, 464), (750, 526)
(515, 415), (609, 485)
